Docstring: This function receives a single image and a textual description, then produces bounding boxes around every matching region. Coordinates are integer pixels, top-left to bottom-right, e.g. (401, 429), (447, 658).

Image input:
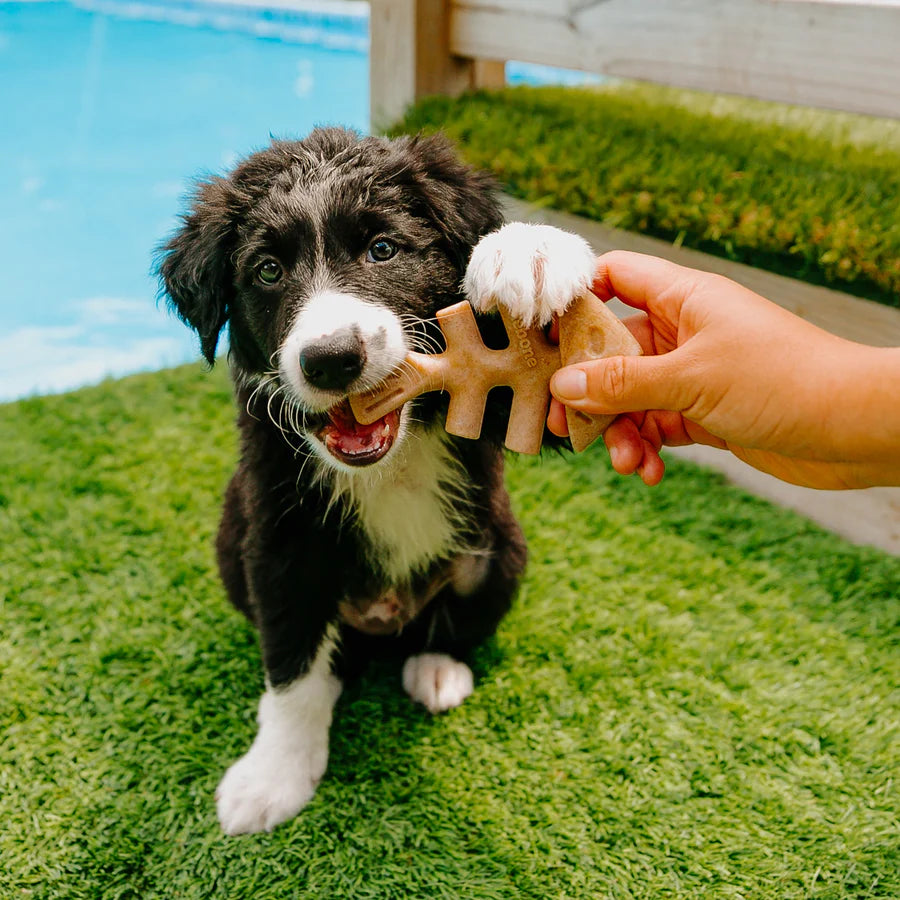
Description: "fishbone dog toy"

(349, 291), (642, 455)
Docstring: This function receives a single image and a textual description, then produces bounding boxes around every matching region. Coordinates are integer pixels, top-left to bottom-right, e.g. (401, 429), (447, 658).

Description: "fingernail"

(551, 368), (587, 400)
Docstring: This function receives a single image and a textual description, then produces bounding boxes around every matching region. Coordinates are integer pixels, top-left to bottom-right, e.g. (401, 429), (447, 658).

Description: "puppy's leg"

(216, 625), (341, 835)
(405, 450), (527, 714)
(464, 222), (596, 326)
(216, 473), (253, 621)
(402, 541), (518, 714)
(215, 488), (348, 835)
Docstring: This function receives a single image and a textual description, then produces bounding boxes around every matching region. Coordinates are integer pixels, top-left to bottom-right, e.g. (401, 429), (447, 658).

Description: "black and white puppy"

(159, 127), (595, 835)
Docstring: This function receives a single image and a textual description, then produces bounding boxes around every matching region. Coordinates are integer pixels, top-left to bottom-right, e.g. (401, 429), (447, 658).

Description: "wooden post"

(370, 0), (505, 132)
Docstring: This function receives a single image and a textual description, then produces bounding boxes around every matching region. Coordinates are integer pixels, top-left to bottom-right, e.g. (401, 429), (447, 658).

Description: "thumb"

(550, 351), (695, 416)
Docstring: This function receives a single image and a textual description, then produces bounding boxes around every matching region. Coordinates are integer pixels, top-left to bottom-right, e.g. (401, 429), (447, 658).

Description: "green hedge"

(393, 85), (900, 307)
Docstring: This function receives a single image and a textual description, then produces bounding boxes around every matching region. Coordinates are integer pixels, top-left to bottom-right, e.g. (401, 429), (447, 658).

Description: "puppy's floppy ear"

(404, 132), (504, 268)
(157, 176), (239, 364)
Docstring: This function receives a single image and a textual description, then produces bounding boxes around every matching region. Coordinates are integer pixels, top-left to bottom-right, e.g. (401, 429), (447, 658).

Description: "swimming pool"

(0, 0), (598, 401)
(0, 0), (368, 400)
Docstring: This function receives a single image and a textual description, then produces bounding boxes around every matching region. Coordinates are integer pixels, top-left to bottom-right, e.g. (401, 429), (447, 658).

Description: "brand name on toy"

(514, 328), (539, 368)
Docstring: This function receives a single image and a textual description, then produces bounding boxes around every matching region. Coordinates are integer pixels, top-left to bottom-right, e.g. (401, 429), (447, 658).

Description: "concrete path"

(503, 196), (900, 555)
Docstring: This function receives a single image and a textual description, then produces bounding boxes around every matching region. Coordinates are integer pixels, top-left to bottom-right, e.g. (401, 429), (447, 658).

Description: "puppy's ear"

(157, 177), (239, 364)
(405, 133), (504, 268)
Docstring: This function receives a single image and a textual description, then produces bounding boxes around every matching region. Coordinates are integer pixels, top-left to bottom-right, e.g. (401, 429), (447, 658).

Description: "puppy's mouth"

(315, 400), (402, 467)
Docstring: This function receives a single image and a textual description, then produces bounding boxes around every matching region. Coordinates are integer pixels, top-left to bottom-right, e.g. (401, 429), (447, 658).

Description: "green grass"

(393, 83), (900, 307)
(2, 364), (898, 898)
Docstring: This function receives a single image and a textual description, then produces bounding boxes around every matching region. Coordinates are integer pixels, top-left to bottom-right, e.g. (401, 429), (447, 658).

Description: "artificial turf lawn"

(393, 84), (900, 308)
(1, 362), (898, 899)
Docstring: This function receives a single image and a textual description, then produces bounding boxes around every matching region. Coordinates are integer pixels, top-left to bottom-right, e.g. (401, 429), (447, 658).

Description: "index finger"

(591, 250), (695, 314)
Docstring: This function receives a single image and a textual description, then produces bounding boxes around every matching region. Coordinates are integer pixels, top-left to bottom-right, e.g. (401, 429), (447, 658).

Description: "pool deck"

(503, 196), (900, 556)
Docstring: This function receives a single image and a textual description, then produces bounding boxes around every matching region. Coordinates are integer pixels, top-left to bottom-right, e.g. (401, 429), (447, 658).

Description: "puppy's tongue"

(328, 402), (384, 449)
(319, 400), (400, 465)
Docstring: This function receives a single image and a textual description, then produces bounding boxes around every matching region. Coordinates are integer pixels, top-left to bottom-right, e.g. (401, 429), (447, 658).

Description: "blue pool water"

(0, 0), (598, 401)
(0, 0), (368, 400)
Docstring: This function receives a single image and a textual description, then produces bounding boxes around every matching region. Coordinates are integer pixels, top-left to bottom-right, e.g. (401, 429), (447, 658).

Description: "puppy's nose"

(299, 327), (366, 391)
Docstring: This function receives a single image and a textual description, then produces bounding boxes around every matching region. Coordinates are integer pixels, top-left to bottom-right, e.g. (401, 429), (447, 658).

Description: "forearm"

(827, 344), (900, 486)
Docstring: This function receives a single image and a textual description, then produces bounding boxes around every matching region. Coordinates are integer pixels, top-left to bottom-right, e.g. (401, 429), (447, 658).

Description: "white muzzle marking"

(279, 291), (407, 411)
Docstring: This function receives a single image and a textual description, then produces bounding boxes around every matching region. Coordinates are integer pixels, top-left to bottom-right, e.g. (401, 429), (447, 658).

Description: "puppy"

(159, 127), (595, 834)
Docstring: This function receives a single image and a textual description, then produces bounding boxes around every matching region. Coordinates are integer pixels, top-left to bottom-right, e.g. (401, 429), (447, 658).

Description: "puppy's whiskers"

(243, 367), (281, 421)
(398, 313), (444, 356)
(261, 383), (308, 456)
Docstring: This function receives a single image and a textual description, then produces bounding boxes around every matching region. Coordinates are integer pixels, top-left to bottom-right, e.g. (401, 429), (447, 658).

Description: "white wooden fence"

(370, 0), (900, 128)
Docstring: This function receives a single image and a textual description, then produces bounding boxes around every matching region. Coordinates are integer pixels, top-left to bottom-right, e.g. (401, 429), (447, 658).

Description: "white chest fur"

(327, 428), (471, 582)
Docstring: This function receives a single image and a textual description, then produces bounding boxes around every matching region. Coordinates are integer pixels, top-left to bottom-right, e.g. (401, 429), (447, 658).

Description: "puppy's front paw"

(403, 653), (474, 714)
(215, 735), (327, 835)
(464, 222), (595, 326)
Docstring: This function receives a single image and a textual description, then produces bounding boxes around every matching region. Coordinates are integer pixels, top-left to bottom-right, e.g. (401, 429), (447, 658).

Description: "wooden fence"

(370, 0), (900, 128)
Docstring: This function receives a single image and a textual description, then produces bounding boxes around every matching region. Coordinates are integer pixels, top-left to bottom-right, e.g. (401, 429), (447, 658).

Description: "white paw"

(464, 222), (595, 326)
(402, 653), (474, 714)
(215, 651), (341, 835)
(215, 734), (327, 835)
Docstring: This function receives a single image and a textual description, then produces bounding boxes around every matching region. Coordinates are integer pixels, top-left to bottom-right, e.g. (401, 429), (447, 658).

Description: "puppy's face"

(159, 129), (501, 472)
(232, 173), (461, 470)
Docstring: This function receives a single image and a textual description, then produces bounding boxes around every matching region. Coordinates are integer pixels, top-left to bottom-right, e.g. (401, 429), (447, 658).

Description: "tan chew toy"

(349, 294), (642, 454)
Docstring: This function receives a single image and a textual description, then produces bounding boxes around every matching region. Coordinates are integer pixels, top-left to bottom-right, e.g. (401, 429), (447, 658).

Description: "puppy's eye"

(256, 260), (282, 285)
(367, 239), (398, 263)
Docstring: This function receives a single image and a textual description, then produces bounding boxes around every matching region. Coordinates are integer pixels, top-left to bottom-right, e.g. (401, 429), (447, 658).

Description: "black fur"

(158, 127), (526, 695)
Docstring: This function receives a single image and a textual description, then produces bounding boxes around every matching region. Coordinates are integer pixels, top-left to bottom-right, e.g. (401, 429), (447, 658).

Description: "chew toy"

(349, 294), (641, 454)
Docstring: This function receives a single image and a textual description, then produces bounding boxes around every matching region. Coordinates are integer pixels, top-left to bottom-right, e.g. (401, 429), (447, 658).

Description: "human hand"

(548, 251), (900, 490)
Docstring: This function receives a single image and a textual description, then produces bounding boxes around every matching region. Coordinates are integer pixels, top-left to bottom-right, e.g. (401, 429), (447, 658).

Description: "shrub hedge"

(393, 85), (900, 307)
